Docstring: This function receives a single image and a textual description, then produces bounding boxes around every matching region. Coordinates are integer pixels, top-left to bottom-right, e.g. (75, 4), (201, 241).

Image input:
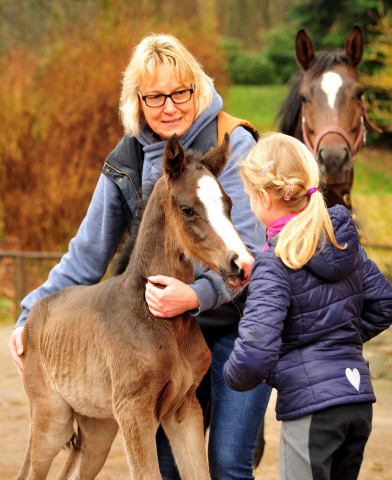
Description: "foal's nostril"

(230, 254), (241, 275)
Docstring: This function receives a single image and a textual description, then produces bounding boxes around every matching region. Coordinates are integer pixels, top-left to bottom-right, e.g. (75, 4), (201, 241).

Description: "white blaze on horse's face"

(197, 175), (253, 271)
(321, 71), (343, 109)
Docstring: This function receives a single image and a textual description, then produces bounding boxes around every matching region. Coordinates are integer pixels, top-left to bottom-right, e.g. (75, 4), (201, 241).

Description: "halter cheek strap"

(301, 98), (383, 156)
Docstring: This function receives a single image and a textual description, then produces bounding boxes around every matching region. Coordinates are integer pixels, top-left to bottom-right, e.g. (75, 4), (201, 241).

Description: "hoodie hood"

(306, 205), (359, 281)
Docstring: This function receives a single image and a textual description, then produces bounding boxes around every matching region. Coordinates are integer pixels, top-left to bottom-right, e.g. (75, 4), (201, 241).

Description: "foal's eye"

(181, 207), (194, 217)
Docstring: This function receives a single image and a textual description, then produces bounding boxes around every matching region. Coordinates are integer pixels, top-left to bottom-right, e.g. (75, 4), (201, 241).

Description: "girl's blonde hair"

(120, 33), (214, 136)
(241, 132), (345, 269)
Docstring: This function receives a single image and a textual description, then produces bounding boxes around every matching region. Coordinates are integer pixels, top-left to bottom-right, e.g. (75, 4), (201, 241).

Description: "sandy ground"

(1, 323), (392, 480)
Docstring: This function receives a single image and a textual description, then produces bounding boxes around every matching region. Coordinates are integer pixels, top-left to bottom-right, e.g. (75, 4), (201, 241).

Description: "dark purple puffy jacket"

(223, 205), (392, 421)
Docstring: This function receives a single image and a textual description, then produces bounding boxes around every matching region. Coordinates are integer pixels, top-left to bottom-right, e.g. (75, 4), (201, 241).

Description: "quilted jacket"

(224, 205), (392, 421)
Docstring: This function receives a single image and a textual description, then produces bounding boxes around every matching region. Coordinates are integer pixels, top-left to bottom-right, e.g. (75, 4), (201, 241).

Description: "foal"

(17, 133), (254, 480)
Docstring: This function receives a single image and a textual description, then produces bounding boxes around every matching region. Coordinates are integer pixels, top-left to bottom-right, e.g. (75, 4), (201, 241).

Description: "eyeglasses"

(138, 84), (194, 108)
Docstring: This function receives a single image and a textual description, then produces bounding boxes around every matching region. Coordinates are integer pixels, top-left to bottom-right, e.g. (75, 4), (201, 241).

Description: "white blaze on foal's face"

(197, 175), (253, 268)
(321, 71), (343, 109)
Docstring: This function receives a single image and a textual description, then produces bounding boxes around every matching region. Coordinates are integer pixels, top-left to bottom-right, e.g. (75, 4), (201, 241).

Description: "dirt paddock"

(1, 324), (392, 480)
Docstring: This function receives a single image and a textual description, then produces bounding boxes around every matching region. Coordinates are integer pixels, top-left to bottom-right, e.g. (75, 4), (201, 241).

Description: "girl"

(223, 132), (392, 480)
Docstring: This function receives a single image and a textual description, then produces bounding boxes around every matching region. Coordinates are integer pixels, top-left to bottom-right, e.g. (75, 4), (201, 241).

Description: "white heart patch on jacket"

(345, 368), (360, 391)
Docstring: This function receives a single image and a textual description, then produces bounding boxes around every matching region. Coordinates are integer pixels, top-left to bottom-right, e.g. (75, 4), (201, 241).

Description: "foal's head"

(163, 133), (254, 288)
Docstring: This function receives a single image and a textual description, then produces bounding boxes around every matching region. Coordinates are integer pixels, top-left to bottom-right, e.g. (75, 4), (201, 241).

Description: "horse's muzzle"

(223, 253), (253, 288)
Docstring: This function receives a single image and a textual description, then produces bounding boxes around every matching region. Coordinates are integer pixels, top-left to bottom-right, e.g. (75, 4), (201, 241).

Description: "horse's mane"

(276, 50), (354, 136)
(111, 171), (162, 276)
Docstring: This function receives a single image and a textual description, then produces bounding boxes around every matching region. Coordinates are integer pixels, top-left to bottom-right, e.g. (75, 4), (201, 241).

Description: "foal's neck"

(126, 182), (194, 288)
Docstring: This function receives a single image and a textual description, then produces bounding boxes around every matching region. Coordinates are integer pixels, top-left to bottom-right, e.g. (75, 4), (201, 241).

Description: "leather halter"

(301, 98), (383, 156)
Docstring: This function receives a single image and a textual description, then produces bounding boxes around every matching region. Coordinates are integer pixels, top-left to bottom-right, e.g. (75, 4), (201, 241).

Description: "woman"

(8, 33), (271, 479)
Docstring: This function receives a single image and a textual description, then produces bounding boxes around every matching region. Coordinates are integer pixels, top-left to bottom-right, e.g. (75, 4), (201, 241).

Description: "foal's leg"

(113, 395), (161, 480)
(161, 389), (211, 480)
(56, 415), (119, 480)
(16, 427), (32, 480)
(20, 342), (74, 479)
(24, 395), (74, 480)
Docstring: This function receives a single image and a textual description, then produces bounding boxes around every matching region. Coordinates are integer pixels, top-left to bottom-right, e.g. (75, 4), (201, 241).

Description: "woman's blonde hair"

(241, 132), (345, 269)
(120, 33), (214, 136)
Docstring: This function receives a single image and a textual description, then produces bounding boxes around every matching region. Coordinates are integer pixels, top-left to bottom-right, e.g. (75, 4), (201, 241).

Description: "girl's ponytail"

(241, 133), (345, 270)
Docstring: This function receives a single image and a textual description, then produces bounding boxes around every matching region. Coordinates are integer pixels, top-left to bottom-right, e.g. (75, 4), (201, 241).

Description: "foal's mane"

(277, 50), (356, 137)
(111, 171), (162, 277)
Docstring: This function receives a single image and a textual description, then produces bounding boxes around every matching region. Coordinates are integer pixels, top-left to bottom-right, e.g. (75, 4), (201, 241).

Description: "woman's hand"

(145, 275), (200, 318)
(8, 326), (24, 378)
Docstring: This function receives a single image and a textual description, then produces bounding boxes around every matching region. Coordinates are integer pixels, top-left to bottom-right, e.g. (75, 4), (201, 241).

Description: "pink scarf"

(262, 213), (298, 252)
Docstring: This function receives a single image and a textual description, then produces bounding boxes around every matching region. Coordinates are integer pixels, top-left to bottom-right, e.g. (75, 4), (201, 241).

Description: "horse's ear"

(345, 24), (364, 67)
(295, 28), (315, 71)
(163, 134), (186, 181)
(201, 132), (230, 177)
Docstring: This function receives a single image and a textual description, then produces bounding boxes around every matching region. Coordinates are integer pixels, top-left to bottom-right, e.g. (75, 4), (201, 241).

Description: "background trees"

(0, 0), (391, 250)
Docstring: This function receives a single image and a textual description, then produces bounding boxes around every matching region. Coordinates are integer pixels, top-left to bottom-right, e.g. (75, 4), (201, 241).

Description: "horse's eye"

(356, 90), (364, 101)
(299, 93), (309, 103)
(181, 207), (194, 217)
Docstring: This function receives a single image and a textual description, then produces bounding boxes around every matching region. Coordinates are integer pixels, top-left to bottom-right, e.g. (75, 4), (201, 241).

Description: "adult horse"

(16, 133), (254, 480)
(277, 24), (382, 211)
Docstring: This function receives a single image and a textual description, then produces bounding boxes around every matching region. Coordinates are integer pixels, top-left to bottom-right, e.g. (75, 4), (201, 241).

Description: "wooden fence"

(1, 243), (392, 323)
(0, 251), (65, 322)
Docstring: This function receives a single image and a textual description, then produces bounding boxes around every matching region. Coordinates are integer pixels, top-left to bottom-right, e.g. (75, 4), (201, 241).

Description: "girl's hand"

(145, 275), (200, 318)
(8, 326), (24, 378)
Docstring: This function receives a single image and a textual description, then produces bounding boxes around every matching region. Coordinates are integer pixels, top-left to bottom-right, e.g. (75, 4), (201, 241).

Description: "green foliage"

(227, 51), (276, 85)
(262, 26), (299, 83)
(221, 25), (299, 86)
(289, 0), (392, 49)
(361, 13), (392, 132)
(221, 37), (277, 85)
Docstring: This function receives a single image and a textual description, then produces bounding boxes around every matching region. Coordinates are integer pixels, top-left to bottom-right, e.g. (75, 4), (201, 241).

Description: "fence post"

(14, 254), (26, 323)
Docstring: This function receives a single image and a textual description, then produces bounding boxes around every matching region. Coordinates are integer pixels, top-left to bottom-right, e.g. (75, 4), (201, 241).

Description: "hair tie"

(307, 187), (318, 196)
(259, 161), (274, 177)
(284, 183), (294, 201)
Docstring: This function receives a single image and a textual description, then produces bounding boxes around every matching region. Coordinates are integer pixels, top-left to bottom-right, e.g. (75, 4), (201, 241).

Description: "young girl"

(223, 132), (392, 480)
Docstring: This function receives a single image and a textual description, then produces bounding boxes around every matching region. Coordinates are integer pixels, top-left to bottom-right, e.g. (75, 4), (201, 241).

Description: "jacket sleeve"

(223, 254), (291, 391)
(16, 174), (127, 327)
(189, 127), (266, 317)
(360, 245), (392, 342)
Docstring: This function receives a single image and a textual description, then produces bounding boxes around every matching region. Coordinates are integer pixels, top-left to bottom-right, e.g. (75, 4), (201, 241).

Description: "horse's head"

(295, 25), (367, 208)
(277, 24), (381, 210)
(163, 133), (254, 288)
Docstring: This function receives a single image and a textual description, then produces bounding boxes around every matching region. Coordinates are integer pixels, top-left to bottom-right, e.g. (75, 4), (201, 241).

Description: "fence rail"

(0, 251), (65, 322)
(1, 244), (392, 322)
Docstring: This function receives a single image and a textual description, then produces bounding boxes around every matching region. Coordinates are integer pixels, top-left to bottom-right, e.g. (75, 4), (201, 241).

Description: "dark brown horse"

(277, 25), (382, 211)
(17, 133), (254, 480)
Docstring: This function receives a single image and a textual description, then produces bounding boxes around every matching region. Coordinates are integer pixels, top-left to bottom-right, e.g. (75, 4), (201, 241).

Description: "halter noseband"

(301, 98), (383, 156)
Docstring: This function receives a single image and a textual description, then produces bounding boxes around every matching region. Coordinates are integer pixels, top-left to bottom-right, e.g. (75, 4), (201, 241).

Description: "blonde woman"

(9, 33), (271, 478)
(223, 132), (392, 480)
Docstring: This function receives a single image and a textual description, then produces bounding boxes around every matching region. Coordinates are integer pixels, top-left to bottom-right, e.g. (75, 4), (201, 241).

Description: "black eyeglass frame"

(138, 84), (195, 108)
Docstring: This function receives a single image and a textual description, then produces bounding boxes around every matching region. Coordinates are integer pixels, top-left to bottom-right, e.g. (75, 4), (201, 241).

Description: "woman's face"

(139, 65), (195, 140)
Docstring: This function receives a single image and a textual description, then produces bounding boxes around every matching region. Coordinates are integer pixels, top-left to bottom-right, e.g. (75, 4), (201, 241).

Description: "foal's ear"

(163, 134), (186, 181)
(201, 132), (230, 178)
(345, 24), (364, 67)
(295, 28), (315, 71)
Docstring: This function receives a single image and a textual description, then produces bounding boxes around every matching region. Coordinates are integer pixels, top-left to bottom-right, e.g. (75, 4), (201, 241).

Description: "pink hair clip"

(284, 183), (294, 201)
(259, 161), (274, 177)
